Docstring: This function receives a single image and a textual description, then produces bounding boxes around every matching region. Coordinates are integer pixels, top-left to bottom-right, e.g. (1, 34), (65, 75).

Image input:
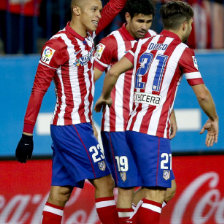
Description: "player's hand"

(15, 134), (33, 163)
(94, 96), (112, 112)
(170, 110), (177, 139)
(200, 118), (219, 147)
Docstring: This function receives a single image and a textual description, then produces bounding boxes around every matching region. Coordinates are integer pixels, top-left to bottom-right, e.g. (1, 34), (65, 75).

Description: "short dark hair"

(160, 1), (194, 30)
(125, 0), (155, 18)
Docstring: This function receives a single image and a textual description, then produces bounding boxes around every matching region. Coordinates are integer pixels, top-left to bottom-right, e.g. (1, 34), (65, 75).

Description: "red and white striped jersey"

(23, 0), (128, 133)
(94, 24), (156, 132)
(125, 30), (204, 138)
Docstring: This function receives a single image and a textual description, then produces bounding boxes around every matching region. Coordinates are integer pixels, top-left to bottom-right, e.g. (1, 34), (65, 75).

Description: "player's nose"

(141, 23), (148, 31)
(96, 10), (101, 19)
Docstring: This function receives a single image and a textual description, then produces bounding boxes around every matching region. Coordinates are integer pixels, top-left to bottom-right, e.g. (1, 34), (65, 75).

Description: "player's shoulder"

(44, 29), (69, 50)
(100, 30), (118, 45)
(179, 43), (195, 57)
(97, 30), (118, 54)
(139, 31), (158, 45)
(40, 30), (69, 65)
(51, 30), (70, 44)
(42, 31), (69, 55)
(178, 44), (198, 69)
(147, 29), (157, 37)
(165, 38), (195, 60)
(138, 34), (153, 46)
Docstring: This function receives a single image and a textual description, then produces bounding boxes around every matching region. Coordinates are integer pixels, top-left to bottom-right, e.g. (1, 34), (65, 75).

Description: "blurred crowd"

(0, 0), (223, 54)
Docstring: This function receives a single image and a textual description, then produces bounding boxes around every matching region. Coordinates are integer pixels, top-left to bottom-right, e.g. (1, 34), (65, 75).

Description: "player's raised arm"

(191, 84), (219, 147)
(94, 56), (133, 112)
(96, 0), (127, 35)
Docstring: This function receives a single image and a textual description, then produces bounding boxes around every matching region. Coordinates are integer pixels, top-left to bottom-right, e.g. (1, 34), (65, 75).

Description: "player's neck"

(125, 24), (136, 39)
(70, 18), (87, 38)
(164, 29), (184, 42)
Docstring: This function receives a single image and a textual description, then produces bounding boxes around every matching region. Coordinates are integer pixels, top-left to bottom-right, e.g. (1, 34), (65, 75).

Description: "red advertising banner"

(0, 155), (224, 224)
(161, 155), (224, 224)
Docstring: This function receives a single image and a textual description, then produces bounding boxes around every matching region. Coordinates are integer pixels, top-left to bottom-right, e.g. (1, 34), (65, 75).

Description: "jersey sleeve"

(23, 64), (55, 133)
(124, 41), (138, 64)
(94, 36), (117, 72)
(179, 47), (204, 86)
(96, 0), (127, 35)
(23, 38), (68, 133)
(39, 37), (68, 69)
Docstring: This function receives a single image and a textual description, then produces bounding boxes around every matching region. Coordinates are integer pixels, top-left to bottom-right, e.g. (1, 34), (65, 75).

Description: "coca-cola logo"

(171, 172), (224, 224)
(1, 158), (224, 224)
(0, 184), (101, 224)
(0, 193), (48, 224)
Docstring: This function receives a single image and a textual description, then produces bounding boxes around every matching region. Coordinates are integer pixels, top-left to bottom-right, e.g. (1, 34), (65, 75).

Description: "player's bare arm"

(170, 109), (177, 139)
(92, 121), (99, 139)
(94, 68), (104, 81)
(192, 84), (219, 147)
(94, 57), (133, 112)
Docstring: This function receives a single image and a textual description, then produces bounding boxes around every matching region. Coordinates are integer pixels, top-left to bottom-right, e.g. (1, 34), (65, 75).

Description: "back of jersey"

(94, 24), (156, 132)
(126, 30), (203, 139)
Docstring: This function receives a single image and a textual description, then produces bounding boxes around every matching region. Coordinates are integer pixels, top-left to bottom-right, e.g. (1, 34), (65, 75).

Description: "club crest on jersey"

(98, 161), (106, 171)
(192, 56), (199, 69)
(120, 172), (127, 182)
(74, 47), (94, 66)
(95, 43), (105, 59)
(163, 170), (170, 180)
(41, 46), (55, 64)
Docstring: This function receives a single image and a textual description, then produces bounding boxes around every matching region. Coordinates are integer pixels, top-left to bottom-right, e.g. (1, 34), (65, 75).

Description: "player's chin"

(89, 23), (98, 31)
(87, 26), (97, 32)
(137, 32), (147, 39)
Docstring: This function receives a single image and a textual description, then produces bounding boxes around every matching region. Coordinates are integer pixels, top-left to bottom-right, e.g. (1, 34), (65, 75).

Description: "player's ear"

(182, 20), (188, 32)
(73, 5), (81, 16)
(125, 12), (131, 24)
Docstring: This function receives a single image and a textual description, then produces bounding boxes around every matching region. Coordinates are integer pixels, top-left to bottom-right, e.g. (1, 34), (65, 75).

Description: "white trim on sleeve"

(95, 58), (109, 68)
(39, 61), (57, 70)
(184, 72), (202, 79)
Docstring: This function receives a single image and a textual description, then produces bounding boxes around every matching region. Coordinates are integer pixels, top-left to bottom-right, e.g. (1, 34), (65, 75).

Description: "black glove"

(15, 134), (33, 163)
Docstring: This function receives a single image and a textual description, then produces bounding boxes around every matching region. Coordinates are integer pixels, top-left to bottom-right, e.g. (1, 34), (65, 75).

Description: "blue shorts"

(126, 131), (174, 188)
(50, 123), (110, 188)
(101, 131), (141, 188)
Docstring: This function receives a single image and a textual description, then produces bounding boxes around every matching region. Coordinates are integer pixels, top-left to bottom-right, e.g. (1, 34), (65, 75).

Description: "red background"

(0, 155), (223, 224)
